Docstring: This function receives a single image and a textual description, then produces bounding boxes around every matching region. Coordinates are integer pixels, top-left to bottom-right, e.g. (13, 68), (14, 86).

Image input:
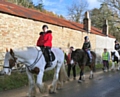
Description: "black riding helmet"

(70, 46), (74, 49)
(42, 25), (48, 29)
(84, 36), (89, 40)
(115, 40), (117, 43)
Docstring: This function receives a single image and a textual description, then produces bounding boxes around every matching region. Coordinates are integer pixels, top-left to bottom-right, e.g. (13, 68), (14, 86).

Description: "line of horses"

(0, 46), (120, 97)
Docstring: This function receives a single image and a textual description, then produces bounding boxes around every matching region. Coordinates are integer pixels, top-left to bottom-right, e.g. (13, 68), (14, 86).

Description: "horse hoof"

(89, 77), (92, 79)
(67, 78), (70, 81)
(82, 79), (85, 81)
(78, 80), (83, 83)
(111, 69), (115, 71)
(49, 85), (57, 94)
(89, 75), (94, 79)
(49, 91), (56, 94)
(117, 69), (119, 71)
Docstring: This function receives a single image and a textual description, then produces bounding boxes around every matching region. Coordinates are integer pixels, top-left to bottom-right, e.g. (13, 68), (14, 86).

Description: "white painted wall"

(95, 35), (115, 64)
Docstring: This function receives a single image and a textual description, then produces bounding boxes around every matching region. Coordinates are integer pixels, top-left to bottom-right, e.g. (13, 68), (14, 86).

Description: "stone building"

(0, 1), (115, 67)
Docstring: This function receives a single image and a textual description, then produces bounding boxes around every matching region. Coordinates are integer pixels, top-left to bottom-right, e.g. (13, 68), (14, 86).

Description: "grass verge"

(0, 63), (110, 92)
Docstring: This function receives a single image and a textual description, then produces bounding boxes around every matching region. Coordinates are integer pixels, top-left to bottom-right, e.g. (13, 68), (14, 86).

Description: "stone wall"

(0, 13), (96, 52)
(0, 12), (115, 68)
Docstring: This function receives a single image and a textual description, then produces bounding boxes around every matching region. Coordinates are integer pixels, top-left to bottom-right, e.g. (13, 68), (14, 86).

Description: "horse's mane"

(14, 47), (28, 51)
(9, 46), (39, 58)
(74, 49), (84, 59)
(74, 49), (84, 53)
(12, 46), (38, 52)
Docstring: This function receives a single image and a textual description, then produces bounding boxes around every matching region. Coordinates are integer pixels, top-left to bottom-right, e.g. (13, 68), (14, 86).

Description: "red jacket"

(36, 30), (52, 47)
(67, 53), (71, 64)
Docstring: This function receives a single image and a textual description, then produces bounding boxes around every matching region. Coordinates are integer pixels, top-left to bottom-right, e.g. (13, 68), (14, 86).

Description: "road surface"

(0, 70), (120, 97)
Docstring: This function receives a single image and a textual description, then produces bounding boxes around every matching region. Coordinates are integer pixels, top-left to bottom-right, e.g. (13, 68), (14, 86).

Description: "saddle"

(40, 46), (55, 64)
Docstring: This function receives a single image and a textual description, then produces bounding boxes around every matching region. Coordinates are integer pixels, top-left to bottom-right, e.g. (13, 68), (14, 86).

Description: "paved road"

(0, 70), (120, 97)
(49, 71), (120, 97)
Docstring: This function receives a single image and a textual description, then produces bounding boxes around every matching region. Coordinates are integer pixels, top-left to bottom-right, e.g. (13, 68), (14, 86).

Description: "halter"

(3, 52), (17, 69)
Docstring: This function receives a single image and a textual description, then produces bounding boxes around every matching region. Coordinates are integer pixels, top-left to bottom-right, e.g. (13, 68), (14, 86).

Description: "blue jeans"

(87, 50), (92, 60)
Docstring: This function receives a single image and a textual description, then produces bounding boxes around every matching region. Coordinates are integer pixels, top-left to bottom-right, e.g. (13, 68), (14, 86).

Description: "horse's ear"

(6, 48), (8, 52)
(10, 48), (14, 55)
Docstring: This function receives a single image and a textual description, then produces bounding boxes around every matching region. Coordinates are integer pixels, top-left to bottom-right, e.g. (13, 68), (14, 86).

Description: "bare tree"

(67, 0), (88, 23)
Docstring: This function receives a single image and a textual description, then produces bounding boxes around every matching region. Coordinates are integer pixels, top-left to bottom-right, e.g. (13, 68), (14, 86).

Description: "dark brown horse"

(71, 49), (96, 83)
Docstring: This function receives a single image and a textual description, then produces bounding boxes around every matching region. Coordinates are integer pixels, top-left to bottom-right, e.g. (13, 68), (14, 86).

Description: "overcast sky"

(32, 0), (101, 17)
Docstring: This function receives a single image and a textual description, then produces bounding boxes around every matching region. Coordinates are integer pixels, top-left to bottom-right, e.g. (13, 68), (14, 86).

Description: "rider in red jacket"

(37, 25), (52, 67)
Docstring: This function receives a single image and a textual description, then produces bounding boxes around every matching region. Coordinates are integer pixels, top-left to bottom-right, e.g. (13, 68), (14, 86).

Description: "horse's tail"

(91, 51), (96, 59)
(91, 51), (96, 72)
(56, 63), (68, 89)
(59, 63), (68, 82)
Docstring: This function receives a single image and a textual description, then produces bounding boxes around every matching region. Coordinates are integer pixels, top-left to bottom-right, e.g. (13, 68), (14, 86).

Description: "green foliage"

(0, 69), (55, 92)
(6, 0), (64, 19)
(90, 4), (114, 29)
(34, 3), (43, 11)
(90, 3), (120, 41)
(0, 72), (28, 91)
(6, 0), (44, 11)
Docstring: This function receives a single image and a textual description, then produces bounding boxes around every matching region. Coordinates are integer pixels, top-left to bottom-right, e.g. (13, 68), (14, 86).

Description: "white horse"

(1, 46), (67, 97)
(111, 50), (120, 71)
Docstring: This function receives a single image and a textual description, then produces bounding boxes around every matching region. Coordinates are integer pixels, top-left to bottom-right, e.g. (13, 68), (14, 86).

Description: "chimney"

(102, 20), (109, 36)
(83, 11), (91, 33)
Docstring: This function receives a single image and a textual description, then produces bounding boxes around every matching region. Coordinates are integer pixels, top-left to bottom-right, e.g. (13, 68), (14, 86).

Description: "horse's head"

(2, 49), (17, 75)
(111, 51), (115, 60)
(111, 51), (115, 57)
(71, 51), (77, 64)
(111, 50), (120, 61)
(71, 49), (82, 65)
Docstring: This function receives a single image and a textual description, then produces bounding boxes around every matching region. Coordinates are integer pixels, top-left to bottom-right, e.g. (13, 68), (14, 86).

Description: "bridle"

(3, 52), (17, 69)
(3, 47), (43, 70)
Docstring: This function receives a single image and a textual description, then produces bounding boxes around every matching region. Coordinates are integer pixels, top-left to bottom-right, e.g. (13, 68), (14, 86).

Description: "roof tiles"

(0, 1), (115, 38)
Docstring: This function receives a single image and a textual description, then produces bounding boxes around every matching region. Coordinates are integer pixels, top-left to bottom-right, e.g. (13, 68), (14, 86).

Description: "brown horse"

(71, 49), (96, 83)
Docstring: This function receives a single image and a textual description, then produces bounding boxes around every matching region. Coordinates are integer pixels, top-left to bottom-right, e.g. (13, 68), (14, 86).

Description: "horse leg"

(78, 66), (84, 83)
(49, 63), (61, 93)
(111, 62), (115, 71)
(118, 62), (120, 70)
(89, 65), (94, 79)
(26, 68), (36, 97)
(116, 62), (120, 70)
(36, 70), (48, 94)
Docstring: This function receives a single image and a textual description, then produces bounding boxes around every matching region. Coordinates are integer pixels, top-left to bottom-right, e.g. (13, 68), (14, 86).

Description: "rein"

(3, 66), (10, 68)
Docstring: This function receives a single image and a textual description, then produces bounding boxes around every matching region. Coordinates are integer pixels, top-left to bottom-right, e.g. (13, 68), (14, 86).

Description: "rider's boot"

(89, 58), (92, 63)
(47, 62), (52, 67)
(47, 48), (52, 67)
